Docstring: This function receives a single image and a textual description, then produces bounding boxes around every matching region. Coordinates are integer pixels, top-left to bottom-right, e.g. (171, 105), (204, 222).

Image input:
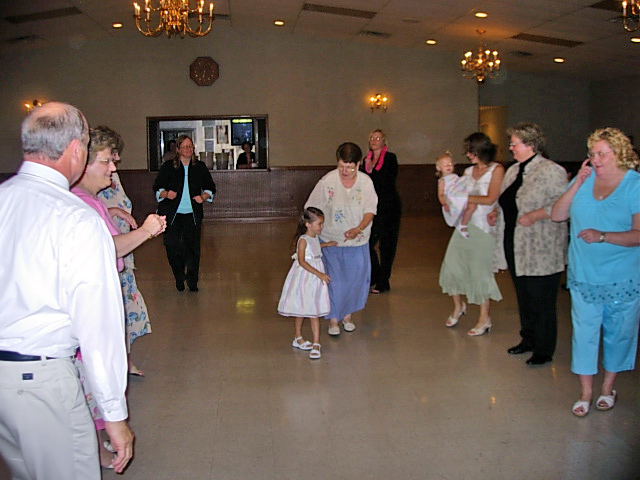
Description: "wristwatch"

(598, 232), (606, 243)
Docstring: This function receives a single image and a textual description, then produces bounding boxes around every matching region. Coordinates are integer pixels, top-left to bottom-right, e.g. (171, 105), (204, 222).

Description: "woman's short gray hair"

(88, 128), (115, 164)
(21, 102), (87, 161)
(507, 122), (546, 154)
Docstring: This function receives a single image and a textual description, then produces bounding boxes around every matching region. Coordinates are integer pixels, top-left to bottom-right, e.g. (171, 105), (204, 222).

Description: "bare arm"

(320, 241), (338, 247)
(112, 214), (166, 257)
(344, 212), (375, 241)
(437, 178), (447, 208)
(517, 207), (549, 227)
(108, 207), (137, 229)
(467, 164), (505, 205)
(297, 237), (331, 284)
(577, 212), (640, 247)
(551, 159), (591, 222)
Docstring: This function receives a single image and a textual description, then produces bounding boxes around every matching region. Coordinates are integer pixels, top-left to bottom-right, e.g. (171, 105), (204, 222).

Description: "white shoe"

(343, 320), (356, 332)
(292, 337), (312, 350)
(309, 344), (321, 359)
(328, 325), (340, 336)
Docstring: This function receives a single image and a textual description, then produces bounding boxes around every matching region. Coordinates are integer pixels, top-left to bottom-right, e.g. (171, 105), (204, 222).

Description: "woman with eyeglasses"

(96, 126), (155, 377)
(305, 142), (378, 336)
(360, 129), (401, 294)
(153, 134), (216, 292)
(489, 123), (568, 366)
(552, 127), (640, 417)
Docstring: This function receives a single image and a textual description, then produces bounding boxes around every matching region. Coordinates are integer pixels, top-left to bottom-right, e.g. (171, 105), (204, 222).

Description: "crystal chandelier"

(622, 1), (639, 32)
(133, 0), (214, 38)
(461, 29), (501, 83)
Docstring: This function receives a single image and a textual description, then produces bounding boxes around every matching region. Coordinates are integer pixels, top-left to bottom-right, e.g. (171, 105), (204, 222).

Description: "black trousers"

(505, 237), (561, 357)
(369, 213), (401, 292)
(163, 213), (201, 287)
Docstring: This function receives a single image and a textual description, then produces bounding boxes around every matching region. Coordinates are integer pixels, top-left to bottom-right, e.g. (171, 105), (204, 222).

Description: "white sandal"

(571, 400), (591, 417)
(292, 337), (312, 351)
(596, 390), (617, 411)
(309, 343), (321, 359)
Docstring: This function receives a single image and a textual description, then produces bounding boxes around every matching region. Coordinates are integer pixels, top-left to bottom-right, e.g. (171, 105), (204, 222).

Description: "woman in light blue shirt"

(552, 127), (640, 417)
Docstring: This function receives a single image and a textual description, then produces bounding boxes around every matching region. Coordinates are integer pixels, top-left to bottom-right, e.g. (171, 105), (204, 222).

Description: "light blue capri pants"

(571, 288), (640, 375)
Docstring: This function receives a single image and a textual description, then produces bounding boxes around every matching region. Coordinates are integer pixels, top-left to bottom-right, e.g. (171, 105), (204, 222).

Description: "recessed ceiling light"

(112, 22), (123, 29)
(553, 57), (565, 63)
(274, 20), (284, 26)
(631, 37), (640, 43)
(475, 12), (488, 18)
(425, 39), (437, 45)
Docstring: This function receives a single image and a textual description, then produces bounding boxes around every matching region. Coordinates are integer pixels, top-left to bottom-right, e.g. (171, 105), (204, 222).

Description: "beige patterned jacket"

(495, 154), (568, 276)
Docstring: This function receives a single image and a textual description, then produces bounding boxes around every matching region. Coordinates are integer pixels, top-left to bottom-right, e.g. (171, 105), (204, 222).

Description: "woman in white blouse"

(439, 132), (505, 336)
(305, 142), (378, 335)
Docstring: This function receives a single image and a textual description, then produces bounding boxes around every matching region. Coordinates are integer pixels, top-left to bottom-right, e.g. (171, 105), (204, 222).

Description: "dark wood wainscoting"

(2, 162), (581, 223)
(119, 165), (440, 222)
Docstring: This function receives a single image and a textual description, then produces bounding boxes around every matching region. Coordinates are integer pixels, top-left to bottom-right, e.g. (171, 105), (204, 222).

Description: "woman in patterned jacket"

(490, 123), (568, 365)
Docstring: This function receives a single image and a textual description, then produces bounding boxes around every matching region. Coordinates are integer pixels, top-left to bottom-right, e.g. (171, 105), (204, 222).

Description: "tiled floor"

(2, 216), (639, 479)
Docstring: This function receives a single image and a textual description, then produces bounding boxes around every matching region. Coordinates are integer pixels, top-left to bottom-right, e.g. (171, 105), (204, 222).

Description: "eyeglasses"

(587, 150), (613, 159)
(96, 158), (116, 166)
(179, 144), (194, 150)
(508, 142), (523, 147)
(369, 136), (383, 142)
(338, 165), (356, 172)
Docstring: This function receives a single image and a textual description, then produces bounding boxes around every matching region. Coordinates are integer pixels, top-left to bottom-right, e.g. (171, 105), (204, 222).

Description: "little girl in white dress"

(278, 207), (336, 359)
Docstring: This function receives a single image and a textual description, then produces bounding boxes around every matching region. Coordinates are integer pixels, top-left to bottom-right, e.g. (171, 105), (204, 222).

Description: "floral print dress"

(98, 172), (151, 348)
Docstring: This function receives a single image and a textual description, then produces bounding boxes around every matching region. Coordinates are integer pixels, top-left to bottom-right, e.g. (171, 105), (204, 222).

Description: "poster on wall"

(216, 125), (228, 144)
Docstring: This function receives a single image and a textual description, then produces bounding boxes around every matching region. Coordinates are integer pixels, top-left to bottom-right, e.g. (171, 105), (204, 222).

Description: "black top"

(499, 155), (535, 241)
(153, 160), (216, 225)
(361, 151), (401, 217)
(236, 152), (255, 166)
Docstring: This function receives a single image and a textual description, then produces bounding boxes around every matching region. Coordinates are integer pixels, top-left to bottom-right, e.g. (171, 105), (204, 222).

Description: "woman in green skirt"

(439, 132), (504, 336)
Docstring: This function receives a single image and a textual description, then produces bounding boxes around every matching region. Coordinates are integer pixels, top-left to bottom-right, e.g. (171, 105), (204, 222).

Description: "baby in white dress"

(436, 152), (476, 238)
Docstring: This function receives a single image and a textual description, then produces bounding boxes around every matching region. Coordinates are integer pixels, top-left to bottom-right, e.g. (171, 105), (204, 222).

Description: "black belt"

(0, 350), (60, 362)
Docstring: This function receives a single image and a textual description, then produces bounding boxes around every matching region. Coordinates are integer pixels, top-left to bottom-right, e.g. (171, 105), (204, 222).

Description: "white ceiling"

(1, 0), (639, 80)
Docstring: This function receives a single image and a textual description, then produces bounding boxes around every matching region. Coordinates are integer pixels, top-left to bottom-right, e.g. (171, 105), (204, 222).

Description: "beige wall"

(478, 70), (591, 163)
(589, 75), (640, 145)
(0, 25), (478, 172)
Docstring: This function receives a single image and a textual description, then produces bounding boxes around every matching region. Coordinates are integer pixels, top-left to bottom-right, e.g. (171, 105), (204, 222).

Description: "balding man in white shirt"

(0, 102), (134, 479)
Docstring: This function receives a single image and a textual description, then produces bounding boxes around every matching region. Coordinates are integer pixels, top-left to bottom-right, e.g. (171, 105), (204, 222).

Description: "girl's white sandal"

(292, 337), (312, 351)
(309, 344), (321, 359)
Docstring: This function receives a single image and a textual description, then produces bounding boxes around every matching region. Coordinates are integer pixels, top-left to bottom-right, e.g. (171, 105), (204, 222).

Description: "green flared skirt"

(439, 225), (502, 305)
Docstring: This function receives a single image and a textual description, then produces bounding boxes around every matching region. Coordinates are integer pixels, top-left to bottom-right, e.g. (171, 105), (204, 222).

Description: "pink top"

(364, 146), (387, 173)
(72, 186), (124, 272)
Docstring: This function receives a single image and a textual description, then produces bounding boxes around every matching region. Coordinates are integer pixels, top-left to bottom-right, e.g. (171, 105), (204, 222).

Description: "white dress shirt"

(0, 161), (128, 421)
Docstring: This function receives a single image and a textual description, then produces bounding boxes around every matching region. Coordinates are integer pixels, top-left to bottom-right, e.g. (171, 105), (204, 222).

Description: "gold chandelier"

(461, 29), (501, 83)
(133, 0), (214, 38)
(622, 1), (639, 32)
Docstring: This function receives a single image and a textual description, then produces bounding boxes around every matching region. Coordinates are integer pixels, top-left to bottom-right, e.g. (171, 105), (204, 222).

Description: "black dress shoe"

(187, 283), (198, 292)
(176, 280), (185, 292)
(507, 343), (532, 355)
(526, 354), (552, 365)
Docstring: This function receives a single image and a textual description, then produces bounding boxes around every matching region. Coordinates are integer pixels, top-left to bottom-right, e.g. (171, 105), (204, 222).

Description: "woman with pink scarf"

(360, 129), (402, 293)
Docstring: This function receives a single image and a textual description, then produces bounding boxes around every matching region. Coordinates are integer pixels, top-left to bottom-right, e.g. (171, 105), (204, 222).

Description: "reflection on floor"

(2, 216), (638, 479)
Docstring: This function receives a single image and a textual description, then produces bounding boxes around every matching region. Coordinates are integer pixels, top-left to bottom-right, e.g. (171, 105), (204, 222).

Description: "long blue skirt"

(321, 243), (371, 321)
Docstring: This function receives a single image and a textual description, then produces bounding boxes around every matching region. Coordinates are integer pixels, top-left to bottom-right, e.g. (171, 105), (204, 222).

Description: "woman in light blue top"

(552, 127), (640, 417)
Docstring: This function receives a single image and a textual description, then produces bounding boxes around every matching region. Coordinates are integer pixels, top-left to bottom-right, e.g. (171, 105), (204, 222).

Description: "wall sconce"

(24, 100), (42, 114)
(369, 93), (388, 113)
